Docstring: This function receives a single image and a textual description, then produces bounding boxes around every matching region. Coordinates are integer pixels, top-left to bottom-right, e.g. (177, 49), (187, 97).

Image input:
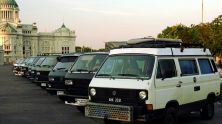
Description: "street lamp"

(202, 0), (204, 23)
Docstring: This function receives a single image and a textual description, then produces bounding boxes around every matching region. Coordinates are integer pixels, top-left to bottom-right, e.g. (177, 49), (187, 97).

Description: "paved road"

(0, 65), (221, 124)
(0, 65), (100, 124)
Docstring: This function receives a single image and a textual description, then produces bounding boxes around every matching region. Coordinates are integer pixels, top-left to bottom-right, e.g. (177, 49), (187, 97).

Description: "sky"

(16, 0), (222, 49)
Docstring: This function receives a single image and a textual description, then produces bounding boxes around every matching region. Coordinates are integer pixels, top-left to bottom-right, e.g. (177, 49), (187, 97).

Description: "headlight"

(36, 72), (40, 75)
(49, 77), (54, 82)
(65, 80), (73, 85)
(139, 91), (147, 100)
(90, 88), (96, 96)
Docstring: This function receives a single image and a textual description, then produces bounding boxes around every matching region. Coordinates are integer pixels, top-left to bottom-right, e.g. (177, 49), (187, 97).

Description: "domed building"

(0, 0), (76, 64)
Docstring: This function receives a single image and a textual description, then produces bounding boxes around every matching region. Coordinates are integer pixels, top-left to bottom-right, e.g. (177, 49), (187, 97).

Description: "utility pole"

(202, 0), (204, 23)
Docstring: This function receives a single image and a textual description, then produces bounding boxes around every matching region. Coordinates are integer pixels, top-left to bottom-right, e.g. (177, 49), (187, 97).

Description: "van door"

(178, 59), (199, 104)
(155, 58), (182, 109)
(197, 58), (216, 101)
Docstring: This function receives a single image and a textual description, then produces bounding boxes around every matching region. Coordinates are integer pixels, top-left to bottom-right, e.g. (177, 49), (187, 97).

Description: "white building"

(0, 0), (76, 64)
(0, 46), (3, 65)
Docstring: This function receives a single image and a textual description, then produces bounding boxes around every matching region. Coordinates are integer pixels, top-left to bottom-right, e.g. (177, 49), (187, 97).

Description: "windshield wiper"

(118, 74), (139, 77)
(97, 74), (111, 76)
(56, 68), (66, 70)
(76, 69), (89, 72)
(41, 65), (51, 68)
(97, 74), (115, 79)
(118, 74), (145, 81)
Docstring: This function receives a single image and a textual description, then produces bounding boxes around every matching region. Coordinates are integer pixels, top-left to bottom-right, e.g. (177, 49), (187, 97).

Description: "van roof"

(81, 52), (109, 55)
(110, 48), (211, 56)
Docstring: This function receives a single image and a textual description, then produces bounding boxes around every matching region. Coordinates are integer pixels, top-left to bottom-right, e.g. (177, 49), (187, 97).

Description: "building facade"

(0, 0), (76, 64)
(0, 46), (3, 65)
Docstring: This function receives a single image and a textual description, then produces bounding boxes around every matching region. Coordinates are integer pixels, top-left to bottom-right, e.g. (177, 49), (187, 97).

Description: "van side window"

(210, 59), (218, 72)
(156, 59), (177, 79)
(198, 59), (213, 74)
(179, 60), (198, 76)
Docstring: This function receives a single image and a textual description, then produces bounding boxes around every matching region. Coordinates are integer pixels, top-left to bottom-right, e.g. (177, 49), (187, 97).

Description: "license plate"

(41, 83), (46, 87)
(57, 91), (64, 95)
(75, 99), (89, 105)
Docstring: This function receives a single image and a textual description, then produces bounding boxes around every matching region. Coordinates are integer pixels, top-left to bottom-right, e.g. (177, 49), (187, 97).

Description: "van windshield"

(53, 56), (78, 71)
(31, 57), (40, 66)
(35, 57), (45, 66)
(16, 59), (22, 64)
(70, 54), (107, 73)
(96, 55), (155, 80)
(27, 58), (35, 65)
(22, 58), (30, 64)
(41, 56), (58, 67)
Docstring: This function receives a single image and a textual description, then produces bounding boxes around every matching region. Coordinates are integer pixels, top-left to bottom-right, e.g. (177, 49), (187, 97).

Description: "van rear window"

(179, 60), (198, 76)
(198, 59), (213, 74)
(210, 59), (218, 72)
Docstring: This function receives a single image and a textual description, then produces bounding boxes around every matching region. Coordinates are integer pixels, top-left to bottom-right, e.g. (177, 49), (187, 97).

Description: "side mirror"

(57, 57), (61, 62)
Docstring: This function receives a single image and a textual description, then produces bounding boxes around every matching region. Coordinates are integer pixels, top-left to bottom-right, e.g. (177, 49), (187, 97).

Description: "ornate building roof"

(0, 0), (18, 7)
(54, 23), (71, 33)
(0, 22), (17, 33)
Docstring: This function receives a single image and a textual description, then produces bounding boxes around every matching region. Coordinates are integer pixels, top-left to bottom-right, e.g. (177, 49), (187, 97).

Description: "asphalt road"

(0, 65), (222, 124)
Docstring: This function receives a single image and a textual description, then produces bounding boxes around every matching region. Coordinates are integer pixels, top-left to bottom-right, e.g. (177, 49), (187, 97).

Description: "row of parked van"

(13, 37), (222, 124)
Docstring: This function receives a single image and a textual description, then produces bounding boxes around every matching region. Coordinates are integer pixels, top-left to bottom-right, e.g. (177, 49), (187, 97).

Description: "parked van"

(16, 58), (30, 76)
(26, 56), (41, 78)
(13, 59), (24, 75)
(85, 38), (221, 124)
(46, 53), (82, 94)
(34, 54), (60, 87)
(30, 56), (46, 81)
(21, 56), (37, 77)
(58, 52), (108, 112)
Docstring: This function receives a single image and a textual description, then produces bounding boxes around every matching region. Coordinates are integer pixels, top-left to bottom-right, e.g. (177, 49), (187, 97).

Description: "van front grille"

(85, 103), (132, 122)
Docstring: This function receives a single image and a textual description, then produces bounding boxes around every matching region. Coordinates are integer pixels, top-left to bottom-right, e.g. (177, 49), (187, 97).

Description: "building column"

(0, 46), (4, 65)
(4, 11), (6, 19)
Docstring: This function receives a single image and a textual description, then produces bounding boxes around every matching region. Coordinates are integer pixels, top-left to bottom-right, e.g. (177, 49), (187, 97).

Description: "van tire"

(163, 107), (178, 124)
(58, 96), (66, 102)
(200, 98), (214, 120)
(77, 106), (85, 113)
(104, 119), (121, 124)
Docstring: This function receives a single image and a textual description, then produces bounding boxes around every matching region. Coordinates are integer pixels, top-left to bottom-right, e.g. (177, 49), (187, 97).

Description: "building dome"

(0, 0), (18, 7)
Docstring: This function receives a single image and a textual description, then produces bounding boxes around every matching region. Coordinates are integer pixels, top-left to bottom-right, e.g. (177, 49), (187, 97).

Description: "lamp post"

(202, 0), (204, 23)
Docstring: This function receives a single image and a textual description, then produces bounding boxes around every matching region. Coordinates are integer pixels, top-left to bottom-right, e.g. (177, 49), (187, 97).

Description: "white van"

(85, 38), (221, 124)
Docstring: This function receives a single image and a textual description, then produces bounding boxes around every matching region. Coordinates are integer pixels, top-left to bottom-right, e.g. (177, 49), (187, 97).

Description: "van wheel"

(58, 96), (66, 102)
(163, 107), (178, 124)
(104, 119), (121, 124)
(200, 98), (214, 120)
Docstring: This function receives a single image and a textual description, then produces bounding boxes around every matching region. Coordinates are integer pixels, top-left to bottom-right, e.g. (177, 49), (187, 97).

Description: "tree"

(157, 14), (222, 56)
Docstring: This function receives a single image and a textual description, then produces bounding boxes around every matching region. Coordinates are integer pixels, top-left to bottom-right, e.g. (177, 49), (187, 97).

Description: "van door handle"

(176, 84), (181, 87)
(176, 81), (182, 87)
(193, 77), (197, 83)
